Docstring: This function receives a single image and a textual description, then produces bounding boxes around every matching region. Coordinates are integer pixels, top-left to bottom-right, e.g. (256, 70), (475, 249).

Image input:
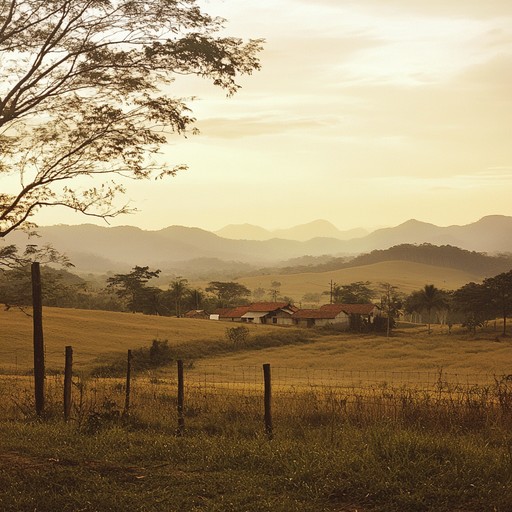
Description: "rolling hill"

(3, 215), (512, 274)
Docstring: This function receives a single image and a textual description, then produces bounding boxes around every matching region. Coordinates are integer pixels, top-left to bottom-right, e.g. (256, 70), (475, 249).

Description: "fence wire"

(1, 362), (512, 435)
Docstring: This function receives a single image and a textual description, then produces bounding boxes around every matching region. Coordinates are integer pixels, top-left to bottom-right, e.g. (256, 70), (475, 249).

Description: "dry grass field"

(0, 306), (275, 372)
(2, 306), (511, 381)
(192, 260), (482, 304)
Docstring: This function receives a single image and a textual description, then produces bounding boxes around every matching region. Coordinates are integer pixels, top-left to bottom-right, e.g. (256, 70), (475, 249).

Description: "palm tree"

(406, 284), (450, 334)
(169, 277), (189, 318)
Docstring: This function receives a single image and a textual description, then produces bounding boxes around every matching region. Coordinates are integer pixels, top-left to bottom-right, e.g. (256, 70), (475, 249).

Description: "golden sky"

(35, 0), (512, 232)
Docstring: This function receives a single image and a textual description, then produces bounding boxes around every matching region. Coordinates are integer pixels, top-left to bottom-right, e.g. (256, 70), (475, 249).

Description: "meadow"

(201, 260), (482, 303)
(2, 306), (512, 511)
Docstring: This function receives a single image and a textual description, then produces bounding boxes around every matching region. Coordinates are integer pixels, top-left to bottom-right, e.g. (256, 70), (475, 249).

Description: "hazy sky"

(35, 0), (512, 232)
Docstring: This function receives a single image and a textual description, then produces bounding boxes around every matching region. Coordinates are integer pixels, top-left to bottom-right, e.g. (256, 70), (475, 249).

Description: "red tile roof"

(293, 308), (346, 319)
(247, 302), (294, 312)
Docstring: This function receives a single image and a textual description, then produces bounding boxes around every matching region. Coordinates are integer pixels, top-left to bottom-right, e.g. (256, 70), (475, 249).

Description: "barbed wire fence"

(1, 347), (512, 437)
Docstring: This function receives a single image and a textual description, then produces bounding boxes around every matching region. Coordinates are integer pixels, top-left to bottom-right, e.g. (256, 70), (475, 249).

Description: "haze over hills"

(215, 220), (368, 241)
(4, 215), (512, 274)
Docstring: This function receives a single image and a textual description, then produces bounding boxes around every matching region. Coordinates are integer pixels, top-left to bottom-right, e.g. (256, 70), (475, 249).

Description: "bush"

(225, 326), (250, 346)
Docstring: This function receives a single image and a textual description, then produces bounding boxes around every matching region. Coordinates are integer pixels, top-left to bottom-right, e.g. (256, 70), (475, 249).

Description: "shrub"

(225, 326), (250, 346)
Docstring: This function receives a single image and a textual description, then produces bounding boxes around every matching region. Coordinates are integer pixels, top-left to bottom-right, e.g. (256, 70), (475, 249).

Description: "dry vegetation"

(228, 260), (481, 301)
(2, 306), (511, 379)
(2, 306), (512, 511)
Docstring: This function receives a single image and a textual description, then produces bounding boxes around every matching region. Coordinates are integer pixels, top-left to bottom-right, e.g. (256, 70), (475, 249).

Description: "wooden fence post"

(177, 359), (185, 435)
(64, 346), (73, 421)
(124, 349), (132, 416)
(31, 262), (45, 417)
(263, 363), (273, 440)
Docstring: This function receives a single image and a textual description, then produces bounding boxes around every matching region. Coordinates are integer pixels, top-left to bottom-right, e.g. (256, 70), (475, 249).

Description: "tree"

(169, 276), (189, 318)
(405, 284), (451, 334)
(206, 281), (250, 307)
(482, 271), (512, 336)
(252, 287), (266, 301)
(331, 281), (375, 304)
(452, 282), (494, 335)
(269, 281), (281, 302)
(379, 282), (403, 337)
(0, 1), (263, 238)
(107, 266), (161, 313)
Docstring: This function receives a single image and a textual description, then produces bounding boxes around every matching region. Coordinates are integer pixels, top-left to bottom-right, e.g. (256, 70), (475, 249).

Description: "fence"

(1, 347), (511, 437)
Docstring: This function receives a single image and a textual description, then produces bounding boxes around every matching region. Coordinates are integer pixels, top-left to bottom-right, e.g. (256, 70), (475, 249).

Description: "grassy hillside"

(2, 306), (511, 379)
(230, 260), (481, 303)
(0, 307), (277, 373)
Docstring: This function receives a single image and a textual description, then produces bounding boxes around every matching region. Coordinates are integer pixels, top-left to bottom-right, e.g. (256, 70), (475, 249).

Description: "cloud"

(195, 115), (338, 139)
(294, 0), (512, 19)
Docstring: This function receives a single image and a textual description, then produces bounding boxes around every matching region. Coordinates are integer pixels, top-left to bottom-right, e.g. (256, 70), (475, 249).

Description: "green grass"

(1, 420), (511, 512)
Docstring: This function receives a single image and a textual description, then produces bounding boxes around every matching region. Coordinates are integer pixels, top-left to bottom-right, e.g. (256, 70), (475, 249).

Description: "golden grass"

(195, 325), (512, 382)
(0, 306), (275, 372)
(2, 306), (511, 384)
(206, 260), (481, 303)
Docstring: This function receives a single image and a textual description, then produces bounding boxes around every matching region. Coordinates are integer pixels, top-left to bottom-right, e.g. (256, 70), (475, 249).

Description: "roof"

(247, 302), (294, 312)
(241, 311), (268, 319)
(293, 303), (380, 320)
(215, 302), (298, 319)
(293, 308), (346, 319)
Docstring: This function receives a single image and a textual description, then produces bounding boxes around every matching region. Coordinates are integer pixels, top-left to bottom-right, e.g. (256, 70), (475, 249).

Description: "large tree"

(482, 271), (512, 336)
(331, 281), (375, 304)
(206, 281), (250, 307)
(107, 265), (160, 313)
(0, 0), (262, 238)
(452, 282), (494, 335)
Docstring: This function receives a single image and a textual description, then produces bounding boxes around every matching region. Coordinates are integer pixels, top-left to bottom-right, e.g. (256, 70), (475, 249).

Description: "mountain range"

(215, 220), (368, 241)
(4, 215), (512, 273)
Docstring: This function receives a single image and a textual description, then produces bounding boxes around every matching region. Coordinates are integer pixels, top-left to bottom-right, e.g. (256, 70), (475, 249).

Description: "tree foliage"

(331, 281), (375, 304)
(205, 281), (250, 307)
(482, 271), (512, 335)
(106, 265), (161, 313)
(0, 0), (263, 237)
(405, 284), (451, 333)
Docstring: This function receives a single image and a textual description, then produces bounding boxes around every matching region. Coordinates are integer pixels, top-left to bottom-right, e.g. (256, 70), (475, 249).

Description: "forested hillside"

(266, 244), (512, 278)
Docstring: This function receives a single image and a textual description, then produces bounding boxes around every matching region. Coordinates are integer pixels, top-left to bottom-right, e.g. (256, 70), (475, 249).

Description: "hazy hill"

(3, 215), (512, 273)
(269, 244), (512, 277)
(216, 219), (368, 241)
(352, 215), (512, 253)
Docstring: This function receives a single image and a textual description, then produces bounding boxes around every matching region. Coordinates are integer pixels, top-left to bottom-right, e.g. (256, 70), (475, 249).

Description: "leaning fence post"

(177, 359), (185, 435)
(124, 349), (132, 416)
(263, 363), (273, 440)
(64, 346), (73, 421)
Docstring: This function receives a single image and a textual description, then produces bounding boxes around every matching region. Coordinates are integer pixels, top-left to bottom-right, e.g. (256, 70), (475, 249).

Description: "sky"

(34, 0), (512, 233)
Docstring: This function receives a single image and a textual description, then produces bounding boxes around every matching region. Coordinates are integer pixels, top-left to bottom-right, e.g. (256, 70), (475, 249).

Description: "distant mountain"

(215, 219), (368, 241)
(215, 223), (272, 241)
(3, 215), (512, 273)
(351, 216), (512, 254)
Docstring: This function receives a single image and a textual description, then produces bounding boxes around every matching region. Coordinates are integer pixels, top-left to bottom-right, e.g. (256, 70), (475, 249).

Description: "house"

(212, 302), (298, 324)
(292, 303), (380, 328)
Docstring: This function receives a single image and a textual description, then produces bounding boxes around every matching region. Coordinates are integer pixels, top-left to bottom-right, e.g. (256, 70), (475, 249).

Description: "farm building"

(212, 302), (298, 325)
(292, 303), (380, 328)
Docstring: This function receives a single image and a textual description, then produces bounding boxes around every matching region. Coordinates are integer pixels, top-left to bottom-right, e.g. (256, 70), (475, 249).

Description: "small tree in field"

(0, 0), (263, 239)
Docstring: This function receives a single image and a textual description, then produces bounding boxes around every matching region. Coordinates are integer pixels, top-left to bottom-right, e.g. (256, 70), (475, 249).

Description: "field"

(1, 306), (511, 376)
(2, 306), (512, 511)
(218, 260), (481, 302)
